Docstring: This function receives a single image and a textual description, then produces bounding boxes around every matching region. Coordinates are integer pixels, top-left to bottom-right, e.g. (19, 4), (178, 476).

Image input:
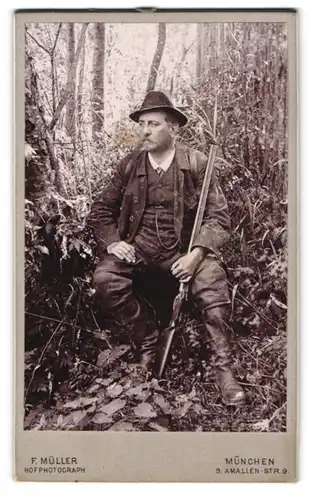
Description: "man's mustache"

(137, 137), (153, 146)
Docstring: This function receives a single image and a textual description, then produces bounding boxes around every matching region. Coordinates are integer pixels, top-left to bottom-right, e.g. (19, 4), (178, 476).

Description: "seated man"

(88, 90), (245, 406)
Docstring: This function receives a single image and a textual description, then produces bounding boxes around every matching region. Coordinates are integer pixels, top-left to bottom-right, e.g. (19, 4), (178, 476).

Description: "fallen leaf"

(70, 410), (87, 426)
(192, 403), (208, 415)
(123, 380), (132, 391)
(270, 293), (287, 310)
(150, 378), (165, 392)
(88, 384), (100, 394)
(109, 421), (136, 431)
(25, 142), (37, 160)
(175, 394), (189, 404)
(125, 384), (146, 399)
(63, 396), (98, 410)
(148, 421), (168, 432)
(61, 410), (86, 427)
(107, 384), (123, 398)
(92, 413), (113, 425)
(57, 414), (65, 426)
(95, 378), (105, 384)
(154, 394), (171, 414)
(99, 398), (126, 416)
(96, 345), (130, 368)
(172, 401), (192, 417)
(246, 373), (257, 384)
(101, 377), (115, 386)
(24, 408), (44, 429)
(134, 402), (157, 419)
(34, 413), (47, 430)
(252, 419), (270, 431)
(96, 350), (112, 368)
(189, 388), (197, 399)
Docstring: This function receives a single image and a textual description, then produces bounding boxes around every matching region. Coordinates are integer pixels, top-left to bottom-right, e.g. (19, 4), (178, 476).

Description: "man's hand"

(107, 241), (136, 263)
(171, 247), (206, 282)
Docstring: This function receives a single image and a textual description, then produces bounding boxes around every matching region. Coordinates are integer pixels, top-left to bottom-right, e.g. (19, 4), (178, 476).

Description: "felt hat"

(129, 90), (188, 126)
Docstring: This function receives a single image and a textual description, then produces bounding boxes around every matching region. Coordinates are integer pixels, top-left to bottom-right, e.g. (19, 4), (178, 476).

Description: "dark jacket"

(88, 142), (230, 258)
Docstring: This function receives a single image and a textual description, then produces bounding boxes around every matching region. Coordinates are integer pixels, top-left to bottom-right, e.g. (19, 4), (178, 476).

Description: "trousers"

(92, 249), (230, 353)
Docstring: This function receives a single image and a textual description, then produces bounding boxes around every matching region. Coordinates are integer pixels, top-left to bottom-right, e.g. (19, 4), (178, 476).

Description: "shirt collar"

(148, 148), (175, 172)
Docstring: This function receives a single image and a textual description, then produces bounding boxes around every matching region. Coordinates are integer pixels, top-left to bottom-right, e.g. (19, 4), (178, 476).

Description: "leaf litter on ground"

(60, 410), (87, 427)
(133, 402), (157, 419)
(106, 383), (123, 398)
(96, 345), (130, 368)
(62, 396), (98, 410)
(148, 421), (168, 432)
(108, 421), (136, 431)
(154, 394), (172, 415)
(125, 383), (149, 400)
(97, 398), (126, 416)
(91, 413), (113, 425)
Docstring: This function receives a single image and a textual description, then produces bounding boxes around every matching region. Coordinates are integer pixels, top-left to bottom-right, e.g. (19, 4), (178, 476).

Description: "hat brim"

(129, 105), (188, 127)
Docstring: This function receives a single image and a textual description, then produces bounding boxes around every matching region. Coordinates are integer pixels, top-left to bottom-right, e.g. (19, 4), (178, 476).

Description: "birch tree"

(146, 23), (166, 92)
(91, 23), (106, 140)
(65, 24), (76, 141)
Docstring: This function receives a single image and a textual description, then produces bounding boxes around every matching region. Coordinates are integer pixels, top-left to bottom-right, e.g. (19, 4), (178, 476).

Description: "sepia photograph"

(23, 19), (289, 433)
(14, 9), (297, 483)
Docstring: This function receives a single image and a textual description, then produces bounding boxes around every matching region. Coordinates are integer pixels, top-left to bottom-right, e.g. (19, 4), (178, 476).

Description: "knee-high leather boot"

(123, 298), (159, 371)
(202, 306), (245, 406)
(136, 317), (159, 371)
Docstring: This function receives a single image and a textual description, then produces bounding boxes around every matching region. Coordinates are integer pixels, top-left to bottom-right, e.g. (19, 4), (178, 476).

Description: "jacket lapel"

(119, 150), (147, 240)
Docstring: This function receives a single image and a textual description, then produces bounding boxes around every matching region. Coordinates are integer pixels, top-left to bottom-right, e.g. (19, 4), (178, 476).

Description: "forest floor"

(24, 311), (287, 433)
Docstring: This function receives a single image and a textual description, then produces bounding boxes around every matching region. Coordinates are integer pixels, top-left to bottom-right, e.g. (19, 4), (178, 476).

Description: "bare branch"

(44, 23), (54, 52)
(26, 30), (50, 55)
(35, 72), (53, 117)
(52, 23), (63, 53)
(49, 23), (89, 131)
(25, 311), (111, 342)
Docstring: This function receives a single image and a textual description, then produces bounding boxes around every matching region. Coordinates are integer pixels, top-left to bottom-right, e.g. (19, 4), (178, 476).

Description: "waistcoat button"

(129, 215), (134, 221)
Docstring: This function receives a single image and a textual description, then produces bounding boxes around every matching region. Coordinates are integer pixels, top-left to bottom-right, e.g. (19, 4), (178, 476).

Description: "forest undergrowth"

(24, 22), (288, 432)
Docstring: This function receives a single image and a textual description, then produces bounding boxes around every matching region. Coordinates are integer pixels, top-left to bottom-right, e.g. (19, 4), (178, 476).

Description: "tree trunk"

(242, 24), (250, 169)
(91, 23), (105, 141)
(27, 24), (89, 195)
(49, 23), (88, 132)
(146, 23), (166, 92)
(65, 24), (76, 141)
(28, 54), (63, 194)
(196, 23), (211, 85)
(196, 24), (202, 83)
(25, 51), (52, 201)
(77, 35), (86, 123)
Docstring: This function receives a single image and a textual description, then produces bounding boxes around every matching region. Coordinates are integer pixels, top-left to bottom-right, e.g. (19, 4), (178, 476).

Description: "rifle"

(156, 144), (218, 378)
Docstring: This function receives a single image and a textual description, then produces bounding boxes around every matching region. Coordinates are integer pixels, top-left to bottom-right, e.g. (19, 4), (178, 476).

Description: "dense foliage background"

(24, 22), (288, 432)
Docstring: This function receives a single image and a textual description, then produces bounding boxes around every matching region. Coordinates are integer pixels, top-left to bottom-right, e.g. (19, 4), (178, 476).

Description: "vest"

(133, 156), (180, 262)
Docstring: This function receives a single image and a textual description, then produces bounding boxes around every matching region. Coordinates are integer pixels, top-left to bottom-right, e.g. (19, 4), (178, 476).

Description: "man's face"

(138, 111), (177, 153)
